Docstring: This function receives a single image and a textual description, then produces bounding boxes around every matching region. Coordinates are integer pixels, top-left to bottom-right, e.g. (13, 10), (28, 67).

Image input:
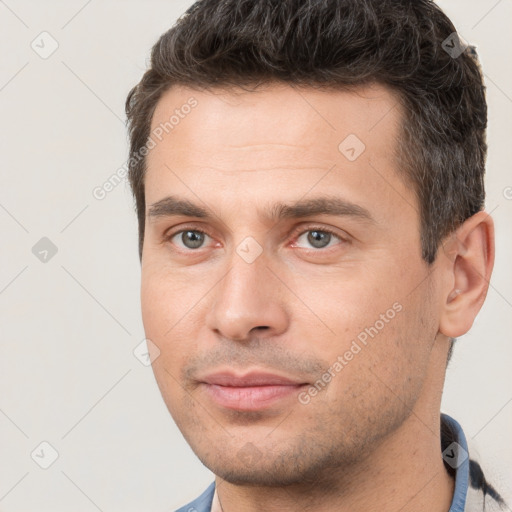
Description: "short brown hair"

(125, 0), (487, 265)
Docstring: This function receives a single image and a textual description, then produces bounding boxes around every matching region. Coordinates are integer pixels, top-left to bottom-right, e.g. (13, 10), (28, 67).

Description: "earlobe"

(439, 211), (495, 338)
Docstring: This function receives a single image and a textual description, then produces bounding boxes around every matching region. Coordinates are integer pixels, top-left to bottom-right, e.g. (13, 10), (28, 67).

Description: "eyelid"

(163, 224), (217, 250)
(163, 223), (350, 250)
(164, 224), (214, 240)
(289, 224), (350, 246)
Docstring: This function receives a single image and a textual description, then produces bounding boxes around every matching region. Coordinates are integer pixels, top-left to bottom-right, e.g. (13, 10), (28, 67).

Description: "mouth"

(199, 371), (309, 411)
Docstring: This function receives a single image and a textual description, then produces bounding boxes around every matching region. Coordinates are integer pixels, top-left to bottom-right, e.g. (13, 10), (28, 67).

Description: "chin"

(195, 438), (352, 488)
(208, 463), (308, 487)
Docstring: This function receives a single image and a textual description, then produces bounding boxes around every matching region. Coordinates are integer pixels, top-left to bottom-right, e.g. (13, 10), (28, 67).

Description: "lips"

(199, 371), (308, 411)
(203, 372), (303, 387)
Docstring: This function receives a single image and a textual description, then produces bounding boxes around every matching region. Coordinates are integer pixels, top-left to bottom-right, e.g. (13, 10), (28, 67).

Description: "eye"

(169, 229), (212, 250)
(293, 228), (345, 250)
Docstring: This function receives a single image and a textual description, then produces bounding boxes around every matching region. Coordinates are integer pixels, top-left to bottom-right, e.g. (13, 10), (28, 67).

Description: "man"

(125, 0), (507, 510)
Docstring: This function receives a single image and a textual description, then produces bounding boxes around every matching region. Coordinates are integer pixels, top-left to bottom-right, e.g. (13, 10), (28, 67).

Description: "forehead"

(145, 82), (413, 228)
(149, 82), (402, 166)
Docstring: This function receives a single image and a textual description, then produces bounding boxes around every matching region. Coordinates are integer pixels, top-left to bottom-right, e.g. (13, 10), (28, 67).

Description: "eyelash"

(290, 225), (346, 249)
(164, 225), (348, 251)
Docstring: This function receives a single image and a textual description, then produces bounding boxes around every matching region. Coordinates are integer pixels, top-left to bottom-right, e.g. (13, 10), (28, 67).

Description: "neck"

(215, 340), (455, 512)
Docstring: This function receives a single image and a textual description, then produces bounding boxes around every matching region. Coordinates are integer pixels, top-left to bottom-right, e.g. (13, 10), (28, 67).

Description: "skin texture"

(140, 83), (494, 511)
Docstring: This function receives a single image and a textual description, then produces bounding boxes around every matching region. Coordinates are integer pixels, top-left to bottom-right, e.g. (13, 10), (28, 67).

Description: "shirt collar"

(442, 413), (470, 512)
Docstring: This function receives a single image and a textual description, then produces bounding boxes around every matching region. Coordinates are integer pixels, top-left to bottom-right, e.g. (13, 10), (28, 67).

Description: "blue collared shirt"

(175, 414), (505, 512)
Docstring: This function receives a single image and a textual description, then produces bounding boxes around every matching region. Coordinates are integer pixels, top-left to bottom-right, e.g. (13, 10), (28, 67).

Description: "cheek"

(290, 266), (399, 338)
(141, 272), (168, 343)
(291, 262), (433, 379)
(141, 270), (194, 418)
(141, 261), (204, 338)
(141, 267), (192, 384)
(315, 303), (431, 422)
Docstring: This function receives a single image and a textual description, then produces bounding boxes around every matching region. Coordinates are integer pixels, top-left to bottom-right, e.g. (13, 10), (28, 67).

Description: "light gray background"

(0, 1), (510, 510)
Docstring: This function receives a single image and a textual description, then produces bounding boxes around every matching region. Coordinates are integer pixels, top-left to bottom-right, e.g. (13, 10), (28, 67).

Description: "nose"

(205, 250), (289, 342)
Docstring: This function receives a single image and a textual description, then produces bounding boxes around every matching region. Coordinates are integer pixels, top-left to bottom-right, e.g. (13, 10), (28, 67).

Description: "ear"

(438, 211), (495, 338)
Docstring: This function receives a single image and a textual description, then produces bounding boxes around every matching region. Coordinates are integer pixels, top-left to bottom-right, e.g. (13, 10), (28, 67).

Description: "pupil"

(308, 230), (330, 248)
(183, 231), (204, 249)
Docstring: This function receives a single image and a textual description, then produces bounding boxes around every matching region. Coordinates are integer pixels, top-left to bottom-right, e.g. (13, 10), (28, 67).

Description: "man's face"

(141, 83), (442, 485)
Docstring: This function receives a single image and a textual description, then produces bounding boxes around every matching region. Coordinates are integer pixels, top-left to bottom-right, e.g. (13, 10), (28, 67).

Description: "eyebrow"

(147, 195), (375, 224)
